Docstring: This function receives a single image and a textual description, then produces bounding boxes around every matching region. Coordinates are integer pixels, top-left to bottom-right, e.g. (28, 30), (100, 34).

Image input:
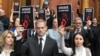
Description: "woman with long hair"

(59, 26), (91, 56)
(0, 30), (14, 56)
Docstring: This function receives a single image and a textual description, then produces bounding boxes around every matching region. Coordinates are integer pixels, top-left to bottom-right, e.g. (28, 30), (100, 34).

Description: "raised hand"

(16, 25), (24, 37)
(58, 26), (65, 38)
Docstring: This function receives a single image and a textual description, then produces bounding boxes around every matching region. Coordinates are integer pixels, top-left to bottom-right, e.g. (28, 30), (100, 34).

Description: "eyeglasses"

(76, 22), (82, 24)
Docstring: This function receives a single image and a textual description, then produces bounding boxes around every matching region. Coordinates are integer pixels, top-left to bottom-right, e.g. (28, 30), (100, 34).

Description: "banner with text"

(57, 4), (72, 27)
(20, 6), (34, 29)
(84, 8), (94, 21)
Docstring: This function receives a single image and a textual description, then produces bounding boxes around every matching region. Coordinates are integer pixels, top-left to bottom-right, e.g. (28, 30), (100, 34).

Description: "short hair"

(52, 18), (57, 22)
(75, 17), (83, 26)
(0, 30), (14, 51)
(75, 17), (82, 22)
(35, 19), (47, 26)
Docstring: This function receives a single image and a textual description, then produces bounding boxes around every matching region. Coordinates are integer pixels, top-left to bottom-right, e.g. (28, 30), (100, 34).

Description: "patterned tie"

(77, 29), (80, 33)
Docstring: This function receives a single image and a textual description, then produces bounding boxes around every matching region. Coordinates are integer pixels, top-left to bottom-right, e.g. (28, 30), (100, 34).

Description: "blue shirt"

(47, 29), (63, 53)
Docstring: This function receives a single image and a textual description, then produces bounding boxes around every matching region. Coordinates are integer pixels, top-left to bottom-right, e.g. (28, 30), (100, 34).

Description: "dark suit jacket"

(0, 15), (9, 30)
(10, 51), (15, 56)
(91, 25), (100, 56)
(27, 29), (34, 37)
(14, 36), (27, 56)
(21, 34), (58, 56)
(68, 27), (93, 47)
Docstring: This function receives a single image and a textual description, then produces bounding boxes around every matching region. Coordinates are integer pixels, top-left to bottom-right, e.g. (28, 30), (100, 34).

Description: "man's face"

(35, 22), (47, 37)
(75, 20), (82, 29)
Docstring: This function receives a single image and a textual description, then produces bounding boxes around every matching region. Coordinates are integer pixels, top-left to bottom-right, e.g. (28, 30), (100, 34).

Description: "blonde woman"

(0, 30), (14, 56)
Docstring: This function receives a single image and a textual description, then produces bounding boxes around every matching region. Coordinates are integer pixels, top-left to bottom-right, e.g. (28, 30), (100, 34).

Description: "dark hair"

(50, 9), (55, 14)
(71, 32), (87, 56)
(13, 17), (19, 27)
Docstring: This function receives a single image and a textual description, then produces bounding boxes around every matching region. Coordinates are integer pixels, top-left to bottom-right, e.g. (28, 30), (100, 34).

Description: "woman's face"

(93, 18), (97, 24)
(52, 19), (58, 28)
(4, 33), (14, 46)
(15, 18), (20, 27)
(74, 34), (84, 47)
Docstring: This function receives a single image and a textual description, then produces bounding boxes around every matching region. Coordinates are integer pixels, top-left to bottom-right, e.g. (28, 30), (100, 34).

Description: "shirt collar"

(78, 28), (81, 31)
(38, 34), (46, 41)
(2, 49), (14, 54)
(75, 28), (81, 32)
(93, 24), (97, 26)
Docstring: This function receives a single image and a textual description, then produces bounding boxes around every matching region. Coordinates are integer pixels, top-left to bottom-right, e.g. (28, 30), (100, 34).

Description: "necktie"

(77, 29), (80, 33)
(39, 38), (43, 56)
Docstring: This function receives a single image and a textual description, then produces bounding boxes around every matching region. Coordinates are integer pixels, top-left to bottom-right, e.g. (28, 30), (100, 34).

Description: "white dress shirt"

(14, 29), (18, 37)
(0, 49), (13, 56)
(38, 34), (46, 52)
(47, 29), (64, 53)
(60, 37), (91, 56)
(75, 28), (81, 33)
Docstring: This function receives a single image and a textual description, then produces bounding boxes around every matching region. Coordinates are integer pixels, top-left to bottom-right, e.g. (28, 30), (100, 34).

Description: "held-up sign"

(84, 8), (94, 21)
(20, 6), (34, 29)
(57, 4), (72, 27)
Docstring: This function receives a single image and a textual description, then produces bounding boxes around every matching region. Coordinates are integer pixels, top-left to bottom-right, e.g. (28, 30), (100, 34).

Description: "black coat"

(68, 27), (93, 47)
(14, 37), (26, 56)
(10, 51), (15, 56)
(91, 25), (100, 56)
(0, 15), (9, 30)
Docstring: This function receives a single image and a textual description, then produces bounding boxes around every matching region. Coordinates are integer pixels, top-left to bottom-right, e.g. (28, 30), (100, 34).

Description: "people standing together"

(0, 4), (100, 56)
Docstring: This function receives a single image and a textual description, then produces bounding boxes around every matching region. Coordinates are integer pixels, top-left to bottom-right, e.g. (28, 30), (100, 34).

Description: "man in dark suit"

(21, 19), (58, 56)
(93, 29), (100, 56)
(91, 18), (100, 56)
(68, 17), (93, 47)
(14, 26), (25, 56)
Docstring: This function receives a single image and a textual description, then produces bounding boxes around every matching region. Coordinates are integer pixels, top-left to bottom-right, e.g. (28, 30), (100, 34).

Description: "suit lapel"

(81, 28), (85, 34)
(42, 36), (50, 54)
(32, 34), (40, 56)
(32, 34), (38, 48)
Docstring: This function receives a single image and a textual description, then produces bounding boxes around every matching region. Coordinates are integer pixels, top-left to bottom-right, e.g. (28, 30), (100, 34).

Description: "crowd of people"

(0, 3), (100, 56)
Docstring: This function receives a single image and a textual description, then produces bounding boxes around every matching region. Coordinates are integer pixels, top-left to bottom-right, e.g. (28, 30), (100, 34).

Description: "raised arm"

(10, 9), (14, 22)
(58, 26), (73, 56)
